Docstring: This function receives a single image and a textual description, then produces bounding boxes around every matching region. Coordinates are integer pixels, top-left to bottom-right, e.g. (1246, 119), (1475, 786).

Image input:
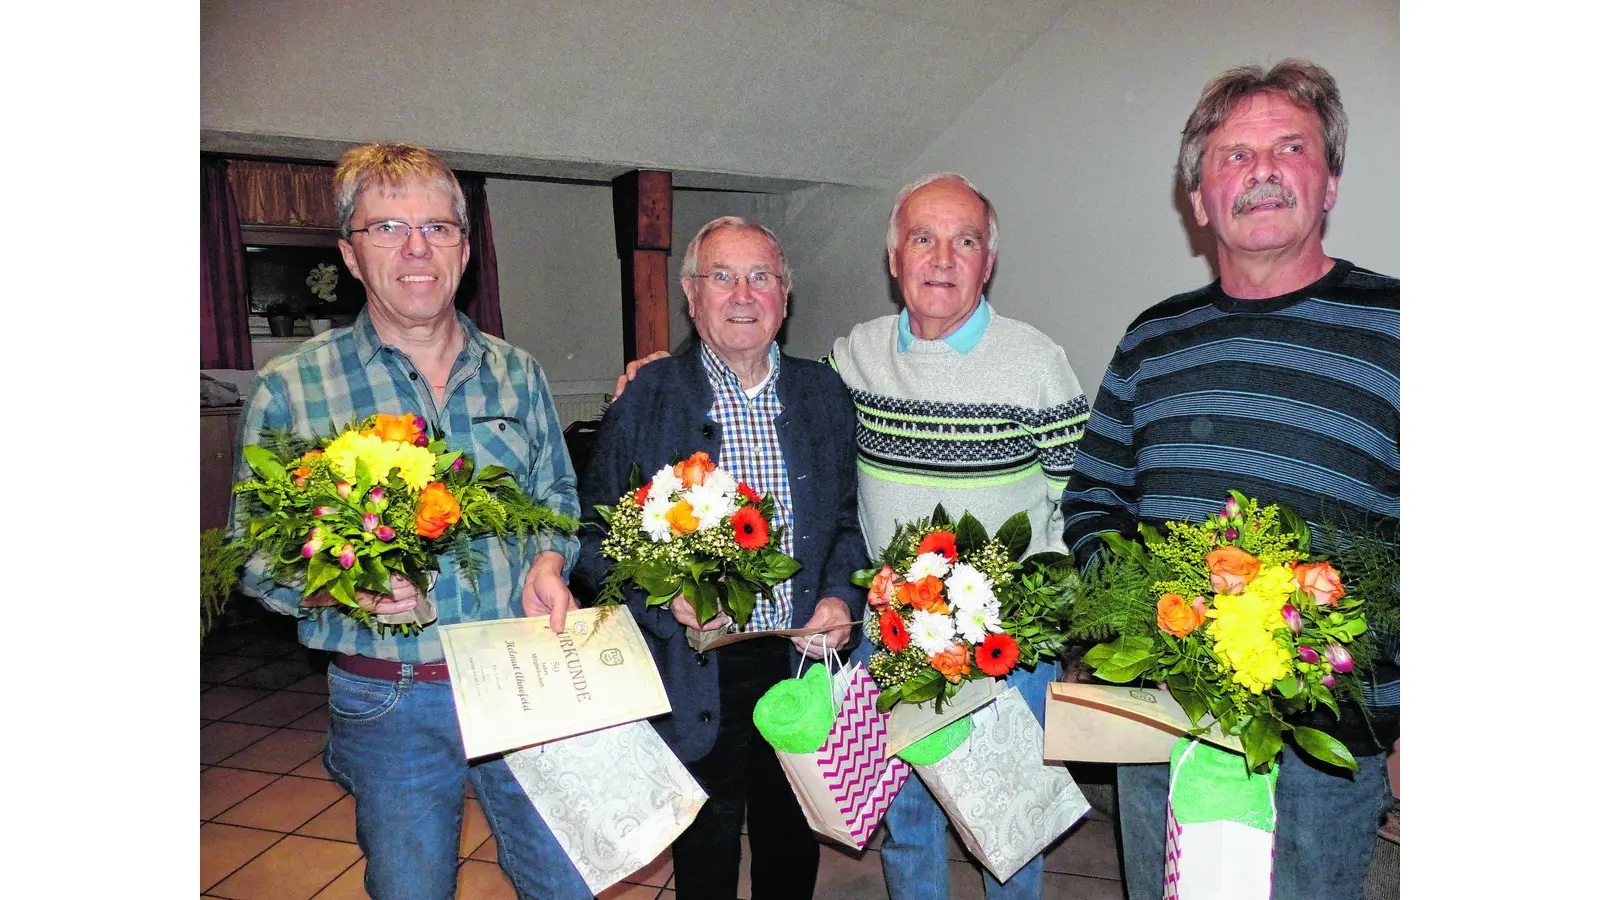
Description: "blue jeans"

(1117, 746), (1391, 900)
(856, 639), (1058, 900)
(324, 664), (593, 900)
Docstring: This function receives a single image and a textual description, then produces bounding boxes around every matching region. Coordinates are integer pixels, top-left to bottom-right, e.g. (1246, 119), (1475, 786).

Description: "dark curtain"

(457, 175), (505, 338)
(201, 156), (254, 369)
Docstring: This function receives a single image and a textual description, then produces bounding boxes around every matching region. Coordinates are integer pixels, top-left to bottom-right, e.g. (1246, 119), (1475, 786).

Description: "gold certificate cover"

(439, 607), (671, 758)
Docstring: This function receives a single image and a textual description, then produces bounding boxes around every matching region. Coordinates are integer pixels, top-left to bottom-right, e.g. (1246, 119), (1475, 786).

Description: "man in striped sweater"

(1060, 60), (1398, 900)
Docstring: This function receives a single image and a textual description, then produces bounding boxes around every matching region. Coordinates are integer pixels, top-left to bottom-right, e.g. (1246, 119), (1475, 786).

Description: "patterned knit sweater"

(830, 310), (1090, 558)
(1061, 259), (1399, 748)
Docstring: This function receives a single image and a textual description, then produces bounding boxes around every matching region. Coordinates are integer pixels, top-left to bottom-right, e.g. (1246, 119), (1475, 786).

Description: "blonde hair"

(333, 143), (469, 238)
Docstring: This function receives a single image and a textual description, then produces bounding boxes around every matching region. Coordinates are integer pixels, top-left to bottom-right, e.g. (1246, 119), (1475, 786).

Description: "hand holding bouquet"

(231, 413), (578, 634)
(851, 506), (1076, 713)
(1069, 492), (1379, 772)
(593, 452), (801, 645)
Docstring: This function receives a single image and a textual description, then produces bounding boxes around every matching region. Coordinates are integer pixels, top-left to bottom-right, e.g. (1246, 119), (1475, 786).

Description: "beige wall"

(779, 0), (1400, 395)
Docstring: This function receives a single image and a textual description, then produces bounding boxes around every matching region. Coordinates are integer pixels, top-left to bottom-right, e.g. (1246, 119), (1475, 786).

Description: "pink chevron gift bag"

(776, 663), (911, 849)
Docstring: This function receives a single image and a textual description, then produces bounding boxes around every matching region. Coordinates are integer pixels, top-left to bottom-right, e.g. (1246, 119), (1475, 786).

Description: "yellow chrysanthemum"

(1207, 566), (1295, 693)
(323, 431), (437, 492)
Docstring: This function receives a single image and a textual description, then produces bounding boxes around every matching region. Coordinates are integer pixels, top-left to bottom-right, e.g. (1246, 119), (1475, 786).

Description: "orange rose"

(1157, 593), (1207, 638)
(1293, 561), (1346, 607)
(899, 576), (950, 615)
(867, 565), (900, 611)
(673, 451), (715, 489)
(929, 645), (971, 683)
(665, 499), (700, 535)
(414, 482), (462, 539)
(1205, 546), (1261, 595)
(365, 413), (424, 446)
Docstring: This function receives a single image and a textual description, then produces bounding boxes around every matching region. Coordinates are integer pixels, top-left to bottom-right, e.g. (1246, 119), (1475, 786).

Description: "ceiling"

(201, 0), (1073, 191)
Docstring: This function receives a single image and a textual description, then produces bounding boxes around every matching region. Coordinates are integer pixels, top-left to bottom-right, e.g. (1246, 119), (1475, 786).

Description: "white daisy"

(702, 467), (738, 500)
(684, 483), (734, 530)
(906, 551), (951, 583)
(647, 466), (683, 503)
(944, 563), (996, 612)
(953, 602), (1002, 643)
(641, 496), (674, 542)
(908, 609), (957, 656)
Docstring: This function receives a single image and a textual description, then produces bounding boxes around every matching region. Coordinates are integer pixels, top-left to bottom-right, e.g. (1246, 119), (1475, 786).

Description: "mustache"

(1232, 181), (1297, 216)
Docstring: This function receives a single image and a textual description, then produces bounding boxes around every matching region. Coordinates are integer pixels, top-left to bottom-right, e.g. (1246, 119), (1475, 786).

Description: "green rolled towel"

(1168, 738), (1279, 830)
(896, 714), (972, 766)
(753, 664), (836, 754)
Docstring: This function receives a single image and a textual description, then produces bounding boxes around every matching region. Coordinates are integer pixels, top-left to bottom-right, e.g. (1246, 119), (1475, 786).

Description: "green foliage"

(201, 529), (248, 642)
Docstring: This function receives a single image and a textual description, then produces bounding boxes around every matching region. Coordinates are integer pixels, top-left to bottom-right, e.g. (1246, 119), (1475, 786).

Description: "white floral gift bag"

(912, 686), (1090, 883)
(1162, 737), (1278, 900)
(503, 719), (707, 895)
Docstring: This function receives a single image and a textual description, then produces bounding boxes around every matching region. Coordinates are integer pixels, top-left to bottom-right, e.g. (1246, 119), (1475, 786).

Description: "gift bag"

(754, 645), (911, 849)
(502, 719), (708, 895)
(913, 686), (1090, 883)
(1162, 738), (1278, 900)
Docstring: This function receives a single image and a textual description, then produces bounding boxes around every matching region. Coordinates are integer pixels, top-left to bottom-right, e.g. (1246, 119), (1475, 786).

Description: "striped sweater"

(830, 310), (1090, 558)
(1061, 259), (1399, 746)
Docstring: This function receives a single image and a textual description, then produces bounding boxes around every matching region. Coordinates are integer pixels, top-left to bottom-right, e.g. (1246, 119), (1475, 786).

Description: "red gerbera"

(879, 608), (911, 652)
(974, 633), (1020, 677)
(632, 484), (651, 506)
(917, 530), (958, 563)
(737, 482), (763, 506)
(730, 506), (770, 550)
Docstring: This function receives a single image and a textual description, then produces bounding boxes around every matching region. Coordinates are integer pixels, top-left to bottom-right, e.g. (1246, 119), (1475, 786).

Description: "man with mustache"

(1060, 59), (1399, 900)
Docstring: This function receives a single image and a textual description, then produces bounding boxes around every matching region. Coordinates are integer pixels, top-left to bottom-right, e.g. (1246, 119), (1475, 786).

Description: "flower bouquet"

(231, 412), (578, 634)
(1067, 492), (1379, 773)
(592, 451), (801, 650)
(850, 506), (1076, 713)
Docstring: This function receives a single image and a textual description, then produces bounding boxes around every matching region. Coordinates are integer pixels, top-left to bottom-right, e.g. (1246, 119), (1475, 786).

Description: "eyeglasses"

(690, 270), (785, 293)
(350, 220), (465, 248)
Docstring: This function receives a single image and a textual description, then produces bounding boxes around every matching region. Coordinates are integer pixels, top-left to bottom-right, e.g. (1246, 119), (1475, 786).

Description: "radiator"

(552, 392), (608, 428)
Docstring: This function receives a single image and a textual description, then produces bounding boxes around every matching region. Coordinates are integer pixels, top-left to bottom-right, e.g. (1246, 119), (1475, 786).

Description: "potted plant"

(306, 263), (339, 334)
(263, 301), (299, 337)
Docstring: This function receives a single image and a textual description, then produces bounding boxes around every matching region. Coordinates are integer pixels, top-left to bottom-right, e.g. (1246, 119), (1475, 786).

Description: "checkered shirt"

(229, 309), (581, 663)
(700, 341), (794, 632)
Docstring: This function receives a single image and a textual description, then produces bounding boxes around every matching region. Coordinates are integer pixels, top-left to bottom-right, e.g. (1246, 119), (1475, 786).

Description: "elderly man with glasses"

(232, 143), (591, 900)
(573, 216), (868, 900)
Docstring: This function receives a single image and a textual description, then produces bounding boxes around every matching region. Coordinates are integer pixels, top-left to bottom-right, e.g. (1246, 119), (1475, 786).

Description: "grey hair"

(1178, 59), (1348, 193)
(680, 216), (793, 297)
(333, 142), (469, 239)
(885, 172), (1000, 255)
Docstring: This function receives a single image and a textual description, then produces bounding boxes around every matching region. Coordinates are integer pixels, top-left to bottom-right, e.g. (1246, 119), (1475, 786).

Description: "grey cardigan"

(572, 345), (869, 762)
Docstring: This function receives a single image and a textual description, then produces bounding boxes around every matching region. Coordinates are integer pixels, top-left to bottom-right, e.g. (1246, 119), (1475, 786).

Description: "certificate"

(438, 607), (671, 759)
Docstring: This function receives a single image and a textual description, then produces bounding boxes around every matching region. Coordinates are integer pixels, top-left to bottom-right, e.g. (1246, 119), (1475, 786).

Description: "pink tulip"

(1281, 604), (1303, 634)
(301, 539), (322, 559)
(1297, 645), (1321, 664)
(451, 457), (465, 471)
(1225, 528), (1239, 541)
(314, 506), (337, 517)
(369, 487), (386, 504)
(1222, 498), (1240, 518)
(362, 513), (380, 532)
(336, 480), (353, 498)
(375, 525), (397, 542)
(1322, 674), (1338, 689)
(337, 544), (356, 569)
(1325, 642), (1355, 674)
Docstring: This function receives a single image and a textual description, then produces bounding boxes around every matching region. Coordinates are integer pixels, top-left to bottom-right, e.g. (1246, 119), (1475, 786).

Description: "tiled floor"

(201, 615), (1125, 899)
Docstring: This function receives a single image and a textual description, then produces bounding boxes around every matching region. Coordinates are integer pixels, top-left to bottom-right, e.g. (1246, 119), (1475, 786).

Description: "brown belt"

(333, 653), (451, 682)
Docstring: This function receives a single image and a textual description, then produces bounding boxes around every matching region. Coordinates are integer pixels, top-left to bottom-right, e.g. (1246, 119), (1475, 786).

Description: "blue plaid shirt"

(700, 342), (794, 632)
(230, 309), (581, 663)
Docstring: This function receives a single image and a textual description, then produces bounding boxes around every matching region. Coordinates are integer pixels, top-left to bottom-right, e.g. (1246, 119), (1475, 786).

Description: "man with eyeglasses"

(614, 176), (1089, 900)
(573, 216), (868, 899)
(231, 142), (591, 900)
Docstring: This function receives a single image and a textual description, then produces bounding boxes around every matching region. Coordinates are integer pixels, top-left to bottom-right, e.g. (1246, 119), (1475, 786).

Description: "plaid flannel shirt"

(700, 341), (794, 632)
(230, 309), (580, 663)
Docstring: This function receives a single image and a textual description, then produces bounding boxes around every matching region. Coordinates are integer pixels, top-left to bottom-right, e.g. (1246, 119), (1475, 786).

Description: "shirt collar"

(352, 308), (490, 367)
(700, 340), (780, 395)
(896, 296), (991, 353)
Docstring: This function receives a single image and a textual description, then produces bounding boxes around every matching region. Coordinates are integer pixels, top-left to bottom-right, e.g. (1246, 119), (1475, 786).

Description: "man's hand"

(670, 595), (731, 633)
(793, 597), (853, 659)
(522, 551), (577, 632)
(611, 350), (671, 400)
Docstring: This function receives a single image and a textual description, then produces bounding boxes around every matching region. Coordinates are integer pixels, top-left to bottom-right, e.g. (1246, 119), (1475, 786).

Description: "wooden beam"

(612, 170), (673, 363)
